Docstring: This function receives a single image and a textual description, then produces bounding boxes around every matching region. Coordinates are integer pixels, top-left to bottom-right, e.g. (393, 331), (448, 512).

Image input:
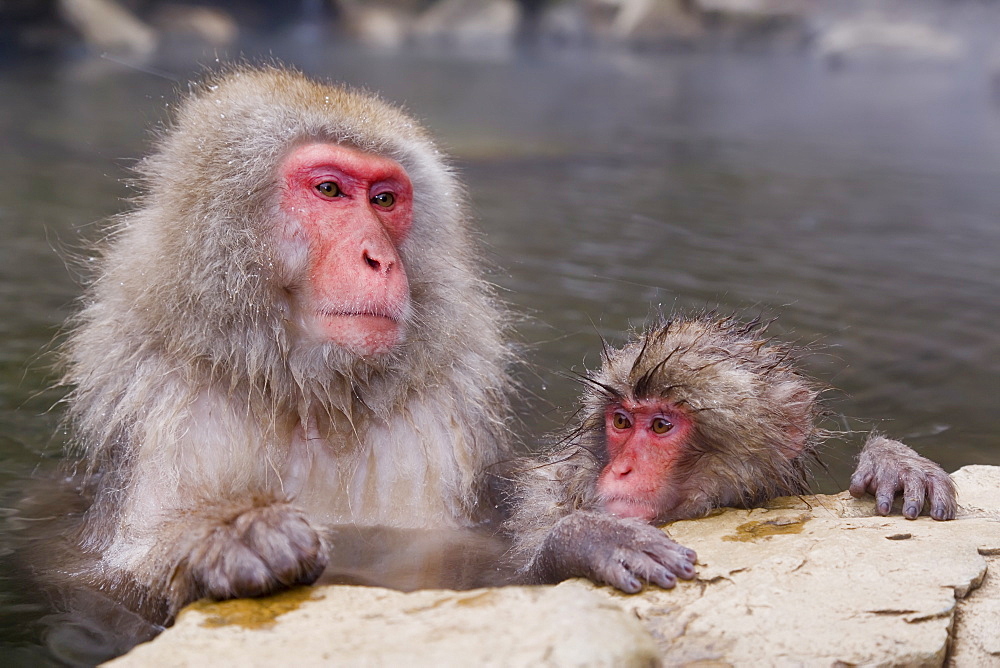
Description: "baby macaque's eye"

(651, 417), (673, 434)
(612, 412), (632, 430)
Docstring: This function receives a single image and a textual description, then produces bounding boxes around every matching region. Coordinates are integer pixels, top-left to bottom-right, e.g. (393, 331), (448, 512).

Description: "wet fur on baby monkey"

(506, 315), (957, 593)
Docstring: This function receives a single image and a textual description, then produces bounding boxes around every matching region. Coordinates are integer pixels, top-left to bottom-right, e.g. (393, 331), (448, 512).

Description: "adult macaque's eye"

(651, 417), (673, 434)
(371, 192), (395, 208)
(612, 412), (632, 430)
(315, 181), (341, 197)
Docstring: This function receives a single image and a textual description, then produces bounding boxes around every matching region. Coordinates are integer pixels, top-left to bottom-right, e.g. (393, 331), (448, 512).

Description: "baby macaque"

(508, 315), (957, 593)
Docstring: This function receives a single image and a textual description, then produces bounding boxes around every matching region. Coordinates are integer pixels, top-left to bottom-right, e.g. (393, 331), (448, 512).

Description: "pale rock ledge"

(107, 465), (1000, 667)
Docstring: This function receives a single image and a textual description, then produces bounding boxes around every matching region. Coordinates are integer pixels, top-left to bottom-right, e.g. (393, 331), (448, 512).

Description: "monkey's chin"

(317, 313), (405, 356)
(601, 497), (659, 523)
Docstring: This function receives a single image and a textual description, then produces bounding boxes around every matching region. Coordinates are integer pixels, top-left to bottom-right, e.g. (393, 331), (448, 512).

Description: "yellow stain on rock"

(186, 586), (319, 630)
(722, 514), (811, 542)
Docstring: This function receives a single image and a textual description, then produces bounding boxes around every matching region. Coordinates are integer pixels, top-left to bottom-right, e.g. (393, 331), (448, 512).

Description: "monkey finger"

(927, 479), (958, 521)
(929, 500), (956, 521)
(903, 480), (926, 520)
(848, 471), (874, 499)
(625, 552), (681, 590)
(193, 540), (275, 599)
(237, 505), (327, 587)
(900, 476), (927, 520)
(642, 543), (697, 580)
(622, 523), (695, 563)
(679, 546), (698, 564)
(677, 559), (697, 580)
(601, 560), (643, 594)
(874, 481), (900, 516)
(646, 565), (679, 590)
(244, 528), (313, 585)
(654, 559), (696, 582)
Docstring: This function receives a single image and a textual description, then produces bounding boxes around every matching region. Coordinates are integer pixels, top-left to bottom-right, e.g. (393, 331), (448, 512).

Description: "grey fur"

(59, 66), (514, 619)
(508, 314), (825, 567)
(507, 314), (957, 591)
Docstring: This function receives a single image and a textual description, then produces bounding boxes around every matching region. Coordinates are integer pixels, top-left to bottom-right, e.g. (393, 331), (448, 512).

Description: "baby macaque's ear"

(766, 382), (816, 458)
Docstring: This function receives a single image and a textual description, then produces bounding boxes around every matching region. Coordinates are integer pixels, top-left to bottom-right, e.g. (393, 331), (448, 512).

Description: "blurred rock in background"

(4, 0), (984, 68)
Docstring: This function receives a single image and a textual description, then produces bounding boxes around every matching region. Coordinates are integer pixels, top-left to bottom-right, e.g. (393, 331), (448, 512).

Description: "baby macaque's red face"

(595, 399), (693, 522)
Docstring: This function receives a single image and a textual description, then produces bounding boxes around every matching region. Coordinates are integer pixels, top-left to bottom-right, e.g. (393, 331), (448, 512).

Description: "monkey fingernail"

(655, 575), (677, 589)
(932, 504), (955, 521)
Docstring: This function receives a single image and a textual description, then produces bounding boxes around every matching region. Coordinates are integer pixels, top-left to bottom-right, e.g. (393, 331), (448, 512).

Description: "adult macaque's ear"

(766, 382), (816, 459)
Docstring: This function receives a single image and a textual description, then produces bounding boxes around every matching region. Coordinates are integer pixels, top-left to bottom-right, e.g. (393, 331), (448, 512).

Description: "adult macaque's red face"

(279, 143), (414, 356)
(596, 400), (693, 522)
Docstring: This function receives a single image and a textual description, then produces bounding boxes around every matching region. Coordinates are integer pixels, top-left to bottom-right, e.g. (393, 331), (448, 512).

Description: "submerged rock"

(106, 465), (1000, 666)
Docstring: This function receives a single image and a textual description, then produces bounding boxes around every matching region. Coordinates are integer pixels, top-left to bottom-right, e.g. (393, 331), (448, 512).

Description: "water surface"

(1, 40), (998, 663)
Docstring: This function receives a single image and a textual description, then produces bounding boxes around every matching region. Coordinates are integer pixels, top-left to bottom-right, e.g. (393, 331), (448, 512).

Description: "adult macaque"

(61, 66), (514, 621)
(508, 315), (957, 593)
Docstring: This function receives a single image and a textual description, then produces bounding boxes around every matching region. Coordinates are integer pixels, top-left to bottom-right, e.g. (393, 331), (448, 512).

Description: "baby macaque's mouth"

(600, 496), (658, 522)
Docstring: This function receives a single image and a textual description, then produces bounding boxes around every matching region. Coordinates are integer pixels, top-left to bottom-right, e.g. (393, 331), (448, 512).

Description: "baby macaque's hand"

(531, 511), (697, 593)
(849, 435), (957, 521)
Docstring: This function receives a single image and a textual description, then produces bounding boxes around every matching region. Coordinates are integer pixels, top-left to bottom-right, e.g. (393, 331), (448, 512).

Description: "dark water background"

(1, 36), (998, 663)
